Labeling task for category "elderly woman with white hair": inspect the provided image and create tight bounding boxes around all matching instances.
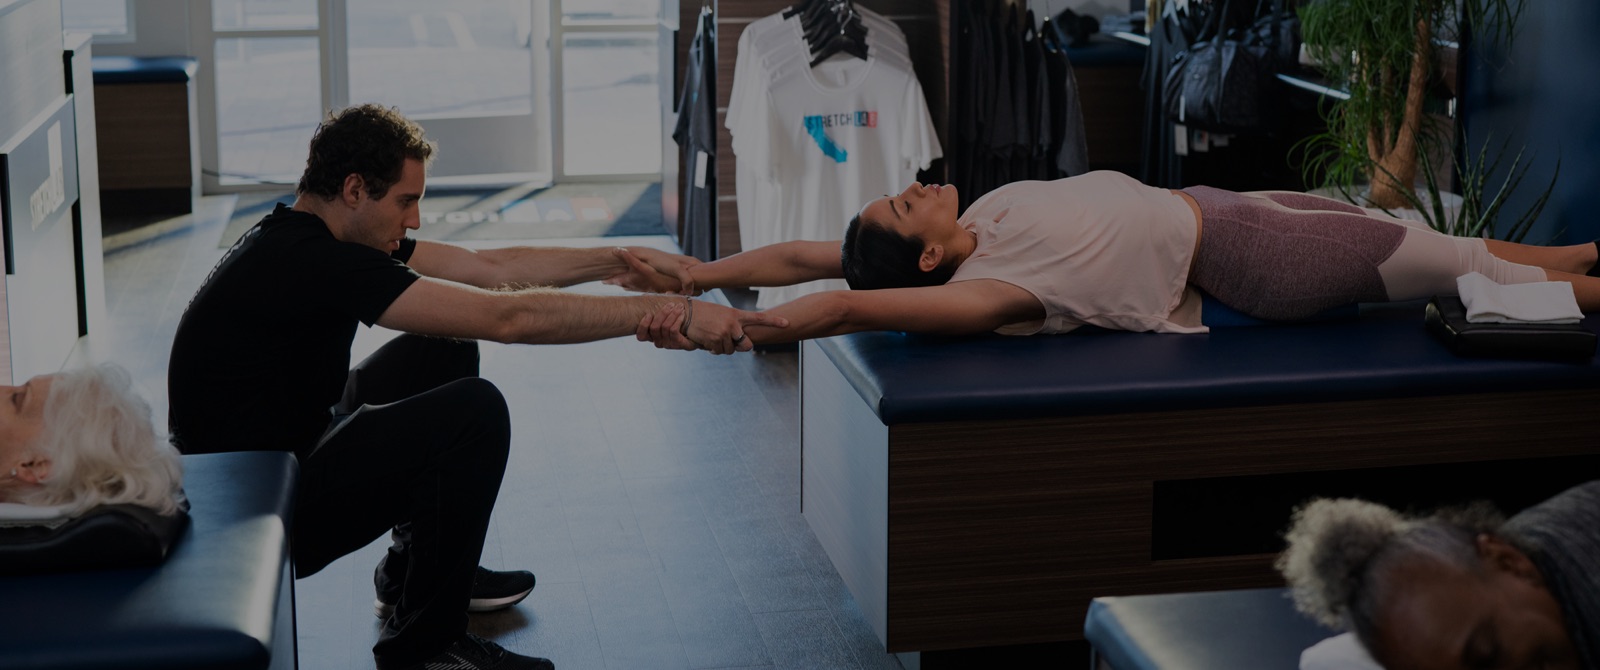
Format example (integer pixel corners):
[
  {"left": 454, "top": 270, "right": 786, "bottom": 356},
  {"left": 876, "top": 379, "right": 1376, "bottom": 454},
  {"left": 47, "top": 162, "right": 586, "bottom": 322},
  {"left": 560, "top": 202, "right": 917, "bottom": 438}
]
[
  {"left": 1278, "top": 482, "right": 1599, "bottom": 670},
  {"left": 0, "top": 364, "right": 183, "bottom": 517}
]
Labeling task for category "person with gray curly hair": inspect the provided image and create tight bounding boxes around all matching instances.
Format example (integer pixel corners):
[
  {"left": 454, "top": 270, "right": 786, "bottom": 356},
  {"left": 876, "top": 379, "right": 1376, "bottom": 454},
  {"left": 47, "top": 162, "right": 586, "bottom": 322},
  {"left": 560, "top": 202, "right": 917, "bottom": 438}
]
[
  {"left": 1278, "top": 483, "right": 1599, "bottom": 670},
  {"left": 0, "top": 364, "right": 182, "bottom": 516}
]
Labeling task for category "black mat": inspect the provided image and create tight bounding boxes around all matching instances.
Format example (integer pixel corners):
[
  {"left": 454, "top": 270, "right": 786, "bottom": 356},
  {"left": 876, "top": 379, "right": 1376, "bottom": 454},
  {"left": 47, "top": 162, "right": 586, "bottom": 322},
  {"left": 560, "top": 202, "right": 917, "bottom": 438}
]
[{"left": 219, "top": 182, "right": 665, "bottom": 248}]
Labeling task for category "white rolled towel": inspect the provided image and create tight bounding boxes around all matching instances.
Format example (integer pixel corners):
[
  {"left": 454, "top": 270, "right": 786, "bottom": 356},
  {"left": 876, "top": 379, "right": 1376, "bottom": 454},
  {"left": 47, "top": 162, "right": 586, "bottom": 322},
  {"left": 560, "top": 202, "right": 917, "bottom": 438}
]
[
  {"left": 0, "top": 502, "right": 75, "bottom": 528},
  {"left": 1301, "top": 632, "right": 1383, "bottom": 670},
  {"left": 1456, "top": 271, "right": 1583, "bottom": 325}
]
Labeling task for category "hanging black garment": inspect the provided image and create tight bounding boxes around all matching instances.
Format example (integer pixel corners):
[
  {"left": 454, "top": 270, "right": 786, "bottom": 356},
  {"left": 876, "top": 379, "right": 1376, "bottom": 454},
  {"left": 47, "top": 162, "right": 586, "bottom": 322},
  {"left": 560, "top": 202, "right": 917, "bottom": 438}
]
[
  {"left": 1027, "top": 13, "right": 1054, "bottom": 181},
  {"left": 1054, "top": 42, "right": 1090, "bottom": 178},
  {"left": 972, "top": 0, "right": 998, "bottom": 204},
  {"left": 673, "top": 7, "right": 717, "bottom": 261},
  {"left": 1042, "top": 33, "right": 1069, "bottom": 179},
  {"left": 1004, "top": 6, "right": 1029, "bottom": 183},
  {"left": 950, "top": 0, "right": 976, "bottom": 206},
  {"left": 1140, "top": 4, "right": 1196, "bottom": 188},
  {"left": 990, "top": 5, "right": 1019, "bottom": 188}
]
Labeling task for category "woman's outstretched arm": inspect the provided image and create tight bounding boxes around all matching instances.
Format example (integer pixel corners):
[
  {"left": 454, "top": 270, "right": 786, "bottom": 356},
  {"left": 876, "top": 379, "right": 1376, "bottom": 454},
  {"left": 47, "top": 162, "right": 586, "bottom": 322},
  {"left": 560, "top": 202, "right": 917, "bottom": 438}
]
[
  {"left": 608, "top": 241, "right": 844, "bottom": 295},
  {"left": 638, "top": 279, "right": 1046, "bottom": 346}
]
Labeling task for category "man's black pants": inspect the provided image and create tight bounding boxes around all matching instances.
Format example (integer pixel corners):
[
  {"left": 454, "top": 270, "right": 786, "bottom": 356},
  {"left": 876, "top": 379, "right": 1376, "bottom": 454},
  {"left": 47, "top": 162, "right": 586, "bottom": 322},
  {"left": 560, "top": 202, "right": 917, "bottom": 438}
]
[{"left": 292, "top": 334, "right": 509, "bottom": 665}]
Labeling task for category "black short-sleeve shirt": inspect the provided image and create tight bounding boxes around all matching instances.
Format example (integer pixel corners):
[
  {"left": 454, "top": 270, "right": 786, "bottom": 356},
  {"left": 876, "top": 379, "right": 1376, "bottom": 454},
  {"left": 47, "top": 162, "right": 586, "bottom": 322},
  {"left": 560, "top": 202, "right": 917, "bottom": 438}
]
[{"left": 168, "top": 204, "right": 421, "bottom": 456}]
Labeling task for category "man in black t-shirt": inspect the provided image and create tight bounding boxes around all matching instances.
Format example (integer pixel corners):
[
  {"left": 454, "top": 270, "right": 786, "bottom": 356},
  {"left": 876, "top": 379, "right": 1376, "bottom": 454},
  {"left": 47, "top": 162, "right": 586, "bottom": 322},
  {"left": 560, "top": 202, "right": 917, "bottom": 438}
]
[{"left": 168, "top": 105, "right": 783, "bottom": 670}]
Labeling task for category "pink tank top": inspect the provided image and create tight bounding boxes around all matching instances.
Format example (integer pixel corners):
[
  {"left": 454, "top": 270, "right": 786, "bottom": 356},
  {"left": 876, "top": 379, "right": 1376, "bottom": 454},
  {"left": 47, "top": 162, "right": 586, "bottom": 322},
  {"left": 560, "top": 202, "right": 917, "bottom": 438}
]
[{"left": 950, "top": 171, "right": 1205, "bottom": 334}]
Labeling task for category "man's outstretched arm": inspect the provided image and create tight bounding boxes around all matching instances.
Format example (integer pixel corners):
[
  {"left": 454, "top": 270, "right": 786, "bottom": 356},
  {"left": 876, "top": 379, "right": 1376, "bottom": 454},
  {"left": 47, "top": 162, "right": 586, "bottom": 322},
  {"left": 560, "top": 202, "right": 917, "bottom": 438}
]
[
  {"left": 639, "top": 279, "right": 1044, "bottom": 347},
  {"left": 379, "top": 277, "right": 786, "bottom": 354},
  {"left": 407, "top": 240, "right": 696, "bottom": 290}
]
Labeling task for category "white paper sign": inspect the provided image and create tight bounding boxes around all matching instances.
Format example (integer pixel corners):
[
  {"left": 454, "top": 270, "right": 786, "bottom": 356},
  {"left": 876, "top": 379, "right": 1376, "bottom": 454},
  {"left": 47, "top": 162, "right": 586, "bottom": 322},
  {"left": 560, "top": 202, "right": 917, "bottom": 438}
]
[{"left": 693, "top": 150, "right": 709, "bottom": 189}]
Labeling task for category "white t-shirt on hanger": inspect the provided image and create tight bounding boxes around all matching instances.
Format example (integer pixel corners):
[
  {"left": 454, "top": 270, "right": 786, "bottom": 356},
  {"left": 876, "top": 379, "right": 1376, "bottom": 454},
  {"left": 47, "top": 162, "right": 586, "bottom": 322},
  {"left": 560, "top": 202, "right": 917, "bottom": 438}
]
[
  {"left": 733, "top": 49, "right": 942, "bottom": 308},
  {"left": 728, "top": 18, "right": 911, "bottom": 259},
  {"left": 727, "top": 10, "right": 934, "bottom": 308}
]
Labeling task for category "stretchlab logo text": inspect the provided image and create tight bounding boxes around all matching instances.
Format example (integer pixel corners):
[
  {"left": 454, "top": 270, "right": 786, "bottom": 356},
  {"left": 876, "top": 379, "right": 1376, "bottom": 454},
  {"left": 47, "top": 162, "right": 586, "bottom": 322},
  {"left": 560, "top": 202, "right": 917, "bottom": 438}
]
[{"left": 803, "top": 111, "right": 877, "bottom": 163}]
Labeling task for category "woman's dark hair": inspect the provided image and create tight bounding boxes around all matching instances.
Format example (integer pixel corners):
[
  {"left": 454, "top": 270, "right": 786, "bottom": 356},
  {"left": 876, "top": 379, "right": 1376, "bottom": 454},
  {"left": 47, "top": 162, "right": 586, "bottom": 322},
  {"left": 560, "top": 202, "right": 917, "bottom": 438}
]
[
  {"left": 841, "top": 214, "right": 959, "bottom": 290},
  {"left": 297, "top": 104, "right": 436, "bottom": 201}
]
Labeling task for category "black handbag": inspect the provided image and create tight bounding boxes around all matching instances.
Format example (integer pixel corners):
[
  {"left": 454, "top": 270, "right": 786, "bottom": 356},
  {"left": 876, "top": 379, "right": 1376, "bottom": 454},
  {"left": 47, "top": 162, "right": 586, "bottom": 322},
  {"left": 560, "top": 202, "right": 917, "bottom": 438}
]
[
  {"left": 1424, "top": 296, "right": 1597, "bottom": 362},
  {"left": 1162, "top": 0, "right": 1284, "bottom": 134}
]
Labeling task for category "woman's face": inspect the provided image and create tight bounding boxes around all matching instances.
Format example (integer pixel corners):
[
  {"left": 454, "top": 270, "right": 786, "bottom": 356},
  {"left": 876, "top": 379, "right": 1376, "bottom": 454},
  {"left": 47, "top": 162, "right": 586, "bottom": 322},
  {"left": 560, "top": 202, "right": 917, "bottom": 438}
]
[
  {"left": 0, "top": 375, "right": 53, "bottom": 477},
  {"left": 859, "top": 182, "right": 960, "bottom": 241},
  {"left": 1373, "top": 547, "right": 1577, "bottom": 670}
]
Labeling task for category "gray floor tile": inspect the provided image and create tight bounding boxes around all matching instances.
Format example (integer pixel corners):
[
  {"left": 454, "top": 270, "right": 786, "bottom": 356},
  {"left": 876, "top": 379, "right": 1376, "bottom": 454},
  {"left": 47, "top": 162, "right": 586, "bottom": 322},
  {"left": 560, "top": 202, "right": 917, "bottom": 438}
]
[{"left": 754, "top": 610, "right": 861, "bottom": 670}]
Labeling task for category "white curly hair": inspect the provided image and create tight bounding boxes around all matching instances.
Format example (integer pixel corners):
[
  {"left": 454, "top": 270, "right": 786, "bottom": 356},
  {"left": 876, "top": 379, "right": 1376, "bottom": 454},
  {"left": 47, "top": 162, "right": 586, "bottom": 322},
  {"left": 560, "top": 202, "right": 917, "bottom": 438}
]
[{"left": 10, "top": 364, "right": 183, "bottom": 515}]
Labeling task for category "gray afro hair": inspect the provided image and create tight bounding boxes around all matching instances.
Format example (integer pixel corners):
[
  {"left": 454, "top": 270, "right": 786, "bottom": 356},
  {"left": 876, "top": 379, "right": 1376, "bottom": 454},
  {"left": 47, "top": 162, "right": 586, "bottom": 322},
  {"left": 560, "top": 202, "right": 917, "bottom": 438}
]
[
  {"left": 1276, "top": 497, "right": 1506, "bottom": 644},
  {"left": 1277, "top": 498, "right": 1409, "bottom": 628}
]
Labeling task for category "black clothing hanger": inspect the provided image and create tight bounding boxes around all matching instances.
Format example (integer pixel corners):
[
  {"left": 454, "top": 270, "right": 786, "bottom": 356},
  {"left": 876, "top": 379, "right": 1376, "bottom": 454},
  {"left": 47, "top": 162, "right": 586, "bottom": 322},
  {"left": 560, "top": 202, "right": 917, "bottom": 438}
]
[
  {"left": 805, "top": 0, "right": 868, "bottom": 67},
  {"left": 782, "top": 0, "right": 817, "bottom": 20},
  {"left": 802, "top": 0, "right": 856, "bottom": 45}
]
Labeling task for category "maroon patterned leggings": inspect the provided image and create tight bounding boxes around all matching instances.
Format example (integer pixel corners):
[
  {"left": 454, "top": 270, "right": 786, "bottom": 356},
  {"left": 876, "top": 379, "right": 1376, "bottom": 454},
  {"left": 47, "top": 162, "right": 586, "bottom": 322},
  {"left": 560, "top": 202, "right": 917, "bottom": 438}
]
[{"left": 1181, "top": 187, "right": 1548, "bottom": 321}]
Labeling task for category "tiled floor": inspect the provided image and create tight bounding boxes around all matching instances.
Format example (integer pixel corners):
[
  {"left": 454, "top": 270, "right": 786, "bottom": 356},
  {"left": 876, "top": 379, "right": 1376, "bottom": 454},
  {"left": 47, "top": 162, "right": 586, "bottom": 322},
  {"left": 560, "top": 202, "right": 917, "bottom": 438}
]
[{"left": 98, "top": 198, "right": 904, "bottom": 670}]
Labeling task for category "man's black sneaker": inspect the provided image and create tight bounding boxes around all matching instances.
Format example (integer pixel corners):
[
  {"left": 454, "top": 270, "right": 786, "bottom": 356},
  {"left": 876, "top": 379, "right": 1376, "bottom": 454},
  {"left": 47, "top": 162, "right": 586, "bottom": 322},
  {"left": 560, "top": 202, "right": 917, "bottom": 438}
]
[
  {"left": 382, "top": 633, "right": 554, "bottom": 670},
  {"left": 375, "top": 566, "right": 537, "bottom": 619}
]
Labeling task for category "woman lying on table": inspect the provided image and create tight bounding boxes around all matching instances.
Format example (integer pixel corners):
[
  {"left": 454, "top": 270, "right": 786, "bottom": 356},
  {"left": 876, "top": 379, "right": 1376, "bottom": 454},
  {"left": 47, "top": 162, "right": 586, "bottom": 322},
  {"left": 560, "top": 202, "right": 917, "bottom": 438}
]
[
  {"left": 612, "top": 171, "right": 1600, "bottom": 344},
  {"left": 1279, "top": 482, "right": 1599, "bottom": 670},
  {"left": 0, "top": 364, "right": 183, "bottom": 516}
]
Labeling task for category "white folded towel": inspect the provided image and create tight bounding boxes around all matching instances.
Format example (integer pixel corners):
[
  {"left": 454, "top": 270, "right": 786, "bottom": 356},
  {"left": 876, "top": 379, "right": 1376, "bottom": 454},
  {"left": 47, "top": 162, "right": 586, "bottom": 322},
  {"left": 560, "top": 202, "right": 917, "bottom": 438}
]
[
  {"left": 1301, "top": 632, "right": 1383, "bottom": 670},
  {"left": 1456, "top": 272, "right": 1584, "bottom": 325},
  {"left": 0, "top": 501, "right": 75, "bottom": 528}
]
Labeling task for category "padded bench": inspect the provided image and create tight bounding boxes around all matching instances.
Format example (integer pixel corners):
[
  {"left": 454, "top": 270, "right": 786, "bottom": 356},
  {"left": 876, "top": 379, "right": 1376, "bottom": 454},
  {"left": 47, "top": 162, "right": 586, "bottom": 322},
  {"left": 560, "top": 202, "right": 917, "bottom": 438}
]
[
  {"left": 1084, "top": 588, "right": 1340, "bottom": 670},
  {"left": 799, "top": 303, "right": 1600, "bottom": 653},
  {"left": 91, "top": 56, "right": 200, "bottom": 216},
  {"left": 0, "top": 451, "right": 299, "bottom": 670}
]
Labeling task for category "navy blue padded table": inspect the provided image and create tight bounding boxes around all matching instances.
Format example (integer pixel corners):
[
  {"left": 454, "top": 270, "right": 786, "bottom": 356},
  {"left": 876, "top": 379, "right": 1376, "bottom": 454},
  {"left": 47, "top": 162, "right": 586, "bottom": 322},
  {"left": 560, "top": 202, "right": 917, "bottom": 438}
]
[
  {"left": 89, "top": 56, "right": 198, "bottom": 85},
  {"left": 1085, "top": 588, "right": 1340, "bottom": 670},
  {"left": 0, "top": 451, "right": 298, "bottom": 670},
  {"left": 797, "top": 305, "right": 1600, "bottom": 654}
]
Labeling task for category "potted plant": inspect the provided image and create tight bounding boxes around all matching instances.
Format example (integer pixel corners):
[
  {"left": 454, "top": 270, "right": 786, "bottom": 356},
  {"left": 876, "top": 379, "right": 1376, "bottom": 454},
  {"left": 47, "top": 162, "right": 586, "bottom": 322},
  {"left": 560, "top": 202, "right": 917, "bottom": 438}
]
[{"left": 1297, "top": 0, "right": 1531, "bottom": 214}]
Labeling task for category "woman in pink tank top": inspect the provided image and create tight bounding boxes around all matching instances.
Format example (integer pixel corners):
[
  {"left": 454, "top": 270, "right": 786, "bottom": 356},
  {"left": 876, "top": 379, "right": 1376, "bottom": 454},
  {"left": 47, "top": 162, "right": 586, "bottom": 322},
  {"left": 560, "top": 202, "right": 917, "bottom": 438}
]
[{"left": 612, "top": 173, "right": 1600, "bottom": 341}]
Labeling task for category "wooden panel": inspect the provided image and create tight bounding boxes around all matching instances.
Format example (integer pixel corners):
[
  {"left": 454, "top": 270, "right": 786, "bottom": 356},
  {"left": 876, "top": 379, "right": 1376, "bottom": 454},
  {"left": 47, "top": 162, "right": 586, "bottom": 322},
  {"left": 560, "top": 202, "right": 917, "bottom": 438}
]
[
  {"left": 94, "top": 83, "right": 191, "bottom": 190},
  {"left": 714, "top": 19, "right": 746, "bottom": 112},
  {"left": 878, "top": 388, "right": 1600, "bottom": 651},
  {"left": 716, "top": 118, "right": 736, "bottom": 200}
]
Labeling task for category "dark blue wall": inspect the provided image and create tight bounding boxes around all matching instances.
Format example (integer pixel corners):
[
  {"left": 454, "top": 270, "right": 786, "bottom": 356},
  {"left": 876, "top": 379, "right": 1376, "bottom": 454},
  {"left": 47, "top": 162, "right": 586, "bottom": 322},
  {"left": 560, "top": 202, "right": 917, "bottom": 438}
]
[{"left": 1463, "top": 0, "right": 1600, "bottom": 245}]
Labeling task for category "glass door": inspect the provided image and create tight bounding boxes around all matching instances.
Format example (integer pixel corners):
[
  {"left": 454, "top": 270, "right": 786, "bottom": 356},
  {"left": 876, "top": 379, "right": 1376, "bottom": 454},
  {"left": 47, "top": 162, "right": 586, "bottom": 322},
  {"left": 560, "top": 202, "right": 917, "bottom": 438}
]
[
  {"left": 194, "top": 0, "right": 326, "bottom": 191},
  {"left": 552, "top": 0, "right": 664, "bottom": 180},
  {"left": 343, "top": 0, "right": 547, "bottom": 185},
  {"left": 195, "top": 0, "right": 667, "bottom": 191},
  {"left": 196, "top": 0, "right": 549, "bottom": 190}
]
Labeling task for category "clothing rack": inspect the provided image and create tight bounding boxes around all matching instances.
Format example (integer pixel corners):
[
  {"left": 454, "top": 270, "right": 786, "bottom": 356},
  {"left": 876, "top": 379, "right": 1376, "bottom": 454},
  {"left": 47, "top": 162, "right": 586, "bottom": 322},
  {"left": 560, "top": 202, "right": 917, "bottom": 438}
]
[{"left": 674, "top": 0, "right": 953, "bottom": 259}]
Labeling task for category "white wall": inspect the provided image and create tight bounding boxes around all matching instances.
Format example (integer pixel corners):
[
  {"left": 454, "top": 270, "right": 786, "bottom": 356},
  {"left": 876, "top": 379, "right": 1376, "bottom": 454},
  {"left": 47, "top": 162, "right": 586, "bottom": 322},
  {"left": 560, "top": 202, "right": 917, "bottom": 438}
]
[{"left": 92, "top": 0, "right": 191, "bottom": 57}]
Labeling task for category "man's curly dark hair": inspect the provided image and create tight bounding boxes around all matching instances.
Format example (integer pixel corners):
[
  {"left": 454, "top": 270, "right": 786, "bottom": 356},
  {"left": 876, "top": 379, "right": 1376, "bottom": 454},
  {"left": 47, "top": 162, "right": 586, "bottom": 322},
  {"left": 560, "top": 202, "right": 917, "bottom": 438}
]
[{"left": 297, "top": 104, "right": 436, "bottom": 201}]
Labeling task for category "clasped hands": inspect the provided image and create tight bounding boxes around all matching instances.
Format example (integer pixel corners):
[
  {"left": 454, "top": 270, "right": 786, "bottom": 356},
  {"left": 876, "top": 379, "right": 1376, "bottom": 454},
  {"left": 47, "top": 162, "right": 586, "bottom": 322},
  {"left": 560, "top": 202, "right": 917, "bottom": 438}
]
[{"left": 604, "top": 247, "right": 785, "bottom": 354}]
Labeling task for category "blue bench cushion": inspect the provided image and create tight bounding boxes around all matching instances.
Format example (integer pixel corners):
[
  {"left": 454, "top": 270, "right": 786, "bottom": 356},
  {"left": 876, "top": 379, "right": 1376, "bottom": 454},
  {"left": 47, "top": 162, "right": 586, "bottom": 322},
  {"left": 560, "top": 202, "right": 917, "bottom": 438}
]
[
  {"left": 1085, "top": 588, "right": 1341, "bottom": 670},
  {"left": 0, "top": 451, "right": 297, "bottom": 670},
  {"left": 815, "top": 304, "right": 1600, "bottom": 424},
  {"left": 91, "top": 56, "right": 198, "bottom": 84}
]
